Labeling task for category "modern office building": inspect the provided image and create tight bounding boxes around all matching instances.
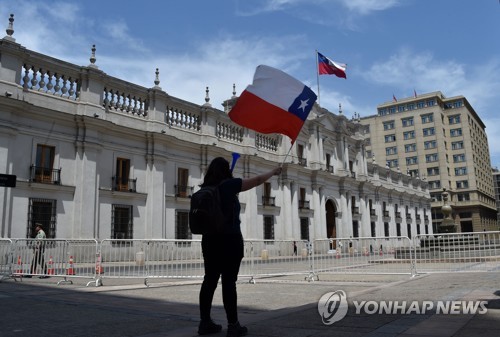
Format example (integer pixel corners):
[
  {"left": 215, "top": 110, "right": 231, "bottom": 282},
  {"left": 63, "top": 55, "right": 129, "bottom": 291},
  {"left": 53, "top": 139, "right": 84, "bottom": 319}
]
[
  {"left": 361, "top": 92, "right": 497, "bottom": 232},
  {"left": 0, "top": 16, "right": 430, "bottom": 243},
  {"left": 493, "top": 168, "right": 500, "bottom": 226}
]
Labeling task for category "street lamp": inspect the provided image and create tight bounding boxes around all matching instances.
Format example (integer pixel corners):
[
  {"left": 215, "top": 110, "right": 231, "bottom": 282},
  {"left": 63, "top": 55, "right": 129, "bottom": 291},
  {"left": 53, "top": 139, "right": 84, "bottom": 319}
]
[{"left": 431, "top": 198, "right": 438, "bottom": 233}]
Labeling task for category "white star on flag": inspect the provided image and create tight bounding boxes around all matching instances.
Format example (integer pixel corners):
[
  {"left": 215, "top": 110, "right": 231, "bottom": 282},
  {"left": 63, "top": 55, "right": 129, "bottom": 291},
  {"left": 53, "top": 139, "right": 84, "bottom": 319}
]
[{"left": 298, "top": 99, "right": 310, "bottom": 112}]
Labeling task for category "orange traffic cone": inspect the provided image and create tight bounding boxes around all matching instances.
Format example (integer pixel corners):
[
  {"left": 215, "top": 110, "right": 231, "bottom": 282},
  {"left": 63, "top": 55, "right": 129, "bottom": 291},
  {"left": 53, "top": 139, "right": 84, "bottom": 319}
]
[
  {"left": 14, "top": 256, "right": 23, "bottom": 275},
  {"left": 95, "top": 254, "right": 104, "bottom": 275},
  {"left": 66, "top": 255, "right": 76, "bottom": 275},
  {"left": 47, "top": 256, "right": 55, "bottom": 275}
]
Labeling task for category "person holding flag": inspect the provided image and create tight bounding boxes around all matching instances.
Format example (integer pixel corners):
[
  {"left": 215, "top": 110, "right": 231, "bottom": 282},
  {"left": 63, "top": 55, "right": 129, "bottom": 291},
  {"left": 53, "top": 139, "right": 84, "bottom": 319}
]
[
  {"left": 197, "top": 157, "right": 281, "bottom": 336},
  {"left": 198, "top": 65, "right": 314, "bottom": 336}
]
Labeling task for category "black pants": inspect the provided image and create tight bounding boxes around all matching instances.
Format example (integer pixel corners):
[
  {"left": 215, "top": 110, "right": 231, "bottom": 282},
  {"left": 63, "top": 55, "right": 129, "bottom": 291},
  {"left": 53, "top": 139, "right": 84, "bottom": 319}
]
[{"left": 199, "top": 233, "right": 244, "bottom": 324}]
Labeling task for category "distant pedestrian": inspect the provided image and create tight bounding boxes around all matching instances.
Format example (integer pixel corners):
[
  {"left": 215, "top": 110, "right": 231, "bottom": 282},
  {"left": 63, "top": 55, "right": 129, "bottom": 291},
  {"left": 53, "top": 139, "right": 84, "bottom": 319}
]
[
  {"left": 293, "top": 241, "right": 297, "bottom": 256},
  {"left": 28, "top": 223, "right": 49, "bottom": 278}
]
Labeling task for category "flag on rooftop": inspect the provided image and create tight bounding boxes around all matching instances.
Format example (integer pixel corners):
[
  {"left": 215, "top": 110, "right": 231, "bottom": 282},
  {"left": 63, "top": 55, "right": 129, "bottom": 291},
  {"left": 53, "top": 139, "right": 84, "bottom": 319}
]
[
  {"left": 317, "top": 51, "right": 347, "bottom": 78},
  {"left": 229, "top": 65, "right": 317, "bottom": 144}
]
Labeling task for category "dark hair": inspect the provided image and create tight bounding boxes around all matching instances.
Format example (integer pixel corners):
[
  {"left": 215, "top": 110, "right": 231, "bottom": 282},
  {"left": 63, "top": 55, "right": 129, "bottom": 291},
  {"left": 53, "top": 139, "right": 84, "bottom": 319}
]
[{"left": 202, "top": 157, "right": 233, "bottom": 187}]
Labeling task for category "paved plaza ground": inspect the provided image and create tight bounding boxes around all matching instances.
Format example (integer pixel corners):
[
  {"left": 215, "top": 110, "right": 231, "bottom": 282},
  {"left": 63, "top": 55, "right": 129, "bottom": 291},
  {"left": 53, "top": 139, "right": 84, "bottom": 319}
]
[{"left": 0, "top": 272, "right": 499, "bottom": 336}]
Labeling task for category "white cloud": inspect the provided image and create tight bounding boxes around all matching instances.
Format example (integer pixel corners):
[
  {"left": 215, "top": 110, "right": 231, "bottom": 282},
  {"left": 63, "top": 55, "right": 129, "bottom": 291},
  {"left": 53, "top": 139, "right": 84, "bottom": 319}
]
[
  {"left": 93, "top": 34, "right": 310, "bottom": 108},
  {"left": 484, "top": 117, "right": 500, "bottom": 168},
  {"left": 235, "top": 0, "right": 303, "bottom": 16},
  {"left": 235, "top": 0, "right": 401, "bottom": 18},
  {"left": 364, "top": 47, "right": 500, "bottom": 166},
  {"left": 101, "top": 20, "right": 146, "bottom": 53},
  {"left": 338, "top": 0, "right": 401, "bottom": 15},
  {"left": 0, "top": 1, "right": 88, "bottom": 57},
  {"left": 0, "top": 0, "right": 146, "bottom": 60},
  {"left": 0, "top": 0, "right": 313, "bottom": 108},
  {"left": 364, "top": 48, "right": 465, "bottom": 91},
  {"left": 364, "top": 48, "right": 500, "bottom": 107}
]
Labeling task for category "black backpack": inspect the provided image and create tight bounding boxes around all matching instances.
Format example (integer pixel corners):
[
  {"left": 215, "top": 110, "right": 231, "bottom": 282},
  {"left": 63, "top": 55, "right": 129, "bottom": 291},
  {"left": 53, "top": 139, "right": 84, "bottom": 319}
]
[{"left": 189, "top": 185, "right": 225, "bottom": 235}]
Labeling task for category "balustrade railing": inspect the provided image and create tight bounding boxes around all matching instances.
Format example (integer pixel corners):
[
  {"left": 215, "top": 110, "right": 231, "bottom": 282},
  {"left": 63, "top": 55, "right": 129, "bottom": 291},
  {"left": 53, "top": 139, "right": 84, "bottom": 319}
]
[
  {"left": 29, "top": 165, "right": 61, "bottom": 185},
  {"left": 255, "top": 134, "right": 278, "bottom": 151},
  {"left": 167, "top": 107, "right": 200, "bottom": 130},
  {"left": 21, "top": 63, "right": 80, "bottom": 100},
  {"left": 1, "top": 37, "right": 430, "bottom": 197},
  {"left": 262, "top": 196, "right": 276, "bottom": 206},
  {"left": 112, "top": 177, "right": 137, "bottom": 192},
  {"left": 175, "top": 185, "right": 193, "bottom": 198},
  {"left": 103, "top": 87, "right": 148, "bottom": 117},
  {"left": 217, "top": 121, "right": 243, "bottom": 142}
]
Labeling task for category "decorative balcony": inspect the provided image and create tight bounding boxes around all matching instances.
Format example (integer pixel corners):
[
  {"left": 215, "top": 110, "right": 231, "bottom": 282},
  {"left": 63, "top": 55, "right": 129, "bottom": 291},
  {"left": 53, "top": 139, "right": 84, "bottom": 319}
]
[
  {"left": 299, "top": 200, "right": 310, "bottom": 209},
  {"left": 352, "top": 206, "right": 360, "bottom": 215},
  {"left": 175, "top": 184, "right": 193, "bottom": 198},
  {"left": 262, "top": 196, "right": 276, "bottom": 206},
  {"left": 29, "top": 165, "right": 61, "bottom": 184},
  {"left": 370, "top": 209, "right": 376, "bottom": 216},
  {"left": 112, "top": 176, "right": 137, "bottom": 192}
]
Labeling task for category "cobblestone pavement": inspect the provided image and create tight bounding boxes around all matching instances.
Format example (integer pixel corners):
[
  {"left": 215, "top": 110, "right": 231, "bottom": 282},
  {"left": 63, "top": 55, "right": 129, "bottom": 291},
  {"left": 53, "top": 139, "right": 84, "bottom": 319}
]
[{"left": 0, "top": 272, "right": 499, "bottom": 336}]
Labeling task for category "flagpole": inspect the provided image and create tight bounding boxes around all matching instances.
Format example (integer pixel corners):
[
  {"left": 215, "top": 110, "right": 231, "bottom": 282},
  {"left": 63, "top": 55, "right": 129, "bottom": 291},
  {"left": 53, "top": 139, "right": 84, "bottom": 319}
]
[{"left": 315, "top": 50, "right": 320, "bottom": 106}]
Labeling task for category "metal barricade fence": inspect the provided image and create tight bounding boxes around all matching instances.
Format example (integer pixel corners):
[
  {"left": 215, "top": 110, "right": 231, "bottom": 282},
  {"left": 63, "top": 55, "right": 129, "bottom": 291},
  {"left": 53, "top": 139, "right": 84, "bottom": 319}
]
[
  {"left": 99, "top": 239, "right": 204, "bottom": 286},
  {"left": 0, "top": 239, "right": 13, "bottom": 280},
  {"left": 99, "top": 239, "right": 150, "bottom": 283},
  {"left": 144, "top": 239, "right": 204, "bottom": 284},
  {"left": 3, "top": 232, "right": 500, "bottom": 286},
  {"left": 240, "top": 240, "right": 312, "bottom": 282},
  {"left": 238, "top": 240, "right": 254, "bottom": 281},
  {"left": 313, "top": 236, "right": 414, "bottom": 277},
  {"left": 413, "top": 231, "right": 500, "bottom": 274},
  {"left": 9, "top": 239, "right": 98, "bottom": 284}
]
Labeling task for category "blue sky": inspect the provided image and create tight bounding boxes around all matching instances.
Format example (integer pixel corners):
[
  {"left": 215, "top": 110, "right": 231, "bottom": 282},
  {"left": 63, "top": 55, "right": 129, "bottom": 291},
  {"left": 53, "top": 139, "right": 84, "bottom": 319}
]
[{"left": 1, "top": 0, "right": 499, "bottom": 166}]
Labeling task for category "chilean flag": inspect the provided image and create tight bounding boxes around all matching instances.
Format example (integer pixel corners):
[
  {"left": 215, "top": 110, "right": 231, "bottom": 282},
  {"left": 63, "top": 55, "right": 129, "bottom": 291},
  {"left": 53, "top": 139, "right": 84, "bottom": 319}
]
[
  {"left": 317, "top": 51, "right": 347, "bottom": 78},
  {"left": 229, "top": 65, "right": 317, "bottom": 144}
]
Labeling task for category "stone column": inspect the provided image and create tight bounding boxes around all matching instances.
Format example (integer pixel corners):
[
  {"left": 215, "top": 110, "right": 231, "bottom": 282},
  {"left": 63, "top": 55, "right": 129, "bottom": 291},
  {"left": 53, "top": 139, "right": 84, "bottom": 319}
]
[
  {"left": 311, "top": 183, "right": 323, "bottom": 240},
  {"left": 277, "top": 170, "right": 292, "bottom": 238}
]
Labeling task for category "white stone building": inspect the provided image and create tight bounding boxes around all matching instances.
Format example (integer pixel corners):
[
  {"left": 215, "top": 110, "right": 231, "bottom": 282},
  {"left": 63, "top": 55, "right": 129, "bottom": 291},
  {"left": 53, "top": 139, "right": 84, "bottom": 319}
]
[{"left": 0, "top": 19, "right": 431, "bottom": 242}]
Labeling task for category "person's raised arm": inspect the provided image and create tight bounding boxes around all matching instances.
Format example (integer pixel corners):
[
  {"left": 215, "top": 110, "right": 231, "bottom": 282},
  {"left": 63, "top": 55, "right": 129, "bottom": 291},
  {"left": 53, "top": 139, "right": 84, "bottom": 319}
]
[{"left": 241, "top": 167, "right": 282, "bottom": 192}]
